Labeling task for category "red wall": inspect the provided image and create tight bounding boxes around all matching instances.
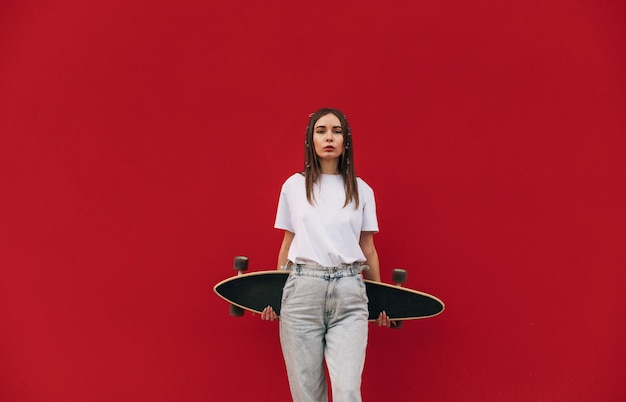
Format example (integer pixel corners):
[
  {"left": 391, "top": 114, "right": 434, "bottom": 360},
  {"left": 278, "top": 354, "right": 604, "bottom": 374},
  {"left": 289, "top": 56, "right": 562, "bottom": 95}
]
[{"left": 1, "top": 1, "right": 625, "bottom": 400}]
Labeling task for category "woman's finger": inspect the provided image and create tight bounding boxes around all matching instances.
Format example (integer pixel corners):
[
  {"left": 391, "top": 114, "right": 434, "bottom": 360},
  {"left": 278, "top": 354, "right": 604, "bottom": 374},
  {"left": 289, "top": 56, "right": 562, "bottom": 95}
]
[{"left": 261, "top": 306, "right": 277, "bottom": 321}]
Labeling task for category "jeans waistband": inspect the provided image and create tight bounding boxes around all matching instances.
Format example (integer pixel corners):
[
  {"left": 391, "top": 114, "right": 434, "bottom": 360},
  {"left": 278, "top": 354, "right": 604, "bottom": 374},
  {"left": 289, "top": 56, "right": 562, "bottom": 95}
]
[{"left": 283, "top": 261, "right": 368, "bottom": 279}]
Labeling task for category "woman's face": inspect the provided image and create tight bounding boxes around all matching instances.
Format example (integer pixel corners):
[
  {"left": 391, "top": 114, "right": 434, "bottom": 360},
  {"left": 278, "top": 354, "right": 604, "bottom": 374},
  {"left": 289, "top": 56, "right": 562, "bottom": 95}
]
[{"left": 313, "top": 113, "right": 344, "bottom": 162}]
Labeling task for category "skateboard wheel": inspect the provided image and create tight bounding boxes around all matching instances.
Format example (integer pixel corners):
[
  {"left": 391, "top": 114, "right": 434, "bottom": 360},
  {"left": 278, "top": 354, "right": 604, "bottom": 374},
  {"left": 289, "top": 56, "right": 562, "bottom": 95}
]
[
  {"left": 230, "top": 304, "right": 245, "bottom": 317},
  {"left": 391, "top": 268, "right": 407, "bottom": 285},
  {"left": 233, "top": 256, "right": 249, "bottom": 272}
]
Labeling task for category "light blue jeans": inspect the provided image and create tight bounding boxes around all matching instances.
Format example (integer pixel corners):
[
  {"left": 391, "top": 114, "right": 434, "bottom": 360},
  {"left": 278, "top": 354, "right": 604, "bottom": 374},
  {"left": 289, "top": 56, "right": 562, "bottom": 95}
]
[{"left": 280, "top": 263, "right": 369, "bottom": 402}]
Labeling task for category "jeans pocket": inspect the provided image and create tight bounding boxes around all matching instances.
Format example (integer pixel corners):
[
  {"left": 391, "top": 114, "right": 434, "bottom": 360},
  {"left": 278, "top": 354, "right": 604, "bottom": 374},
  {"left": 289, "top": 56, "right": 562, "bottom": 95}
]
[
  {"left": 356, "top": 275, "right": 369, "bottom": 304},
  {"left": 281, "top": 274, "right": 298, "bottom": 304}
]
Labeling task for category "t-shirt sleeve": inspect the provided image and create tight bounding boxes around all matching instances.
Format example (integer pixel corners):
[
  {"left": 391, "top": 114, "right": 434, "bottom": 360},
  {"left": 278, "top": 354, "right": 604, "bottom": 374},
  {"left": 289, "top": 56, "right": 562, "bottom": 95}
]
[
  {"left": 274, "top": 182, "right": 294, "bottom": 232},
  {"left": 361, "top": 182, "right": 379, "bottom": 233}
]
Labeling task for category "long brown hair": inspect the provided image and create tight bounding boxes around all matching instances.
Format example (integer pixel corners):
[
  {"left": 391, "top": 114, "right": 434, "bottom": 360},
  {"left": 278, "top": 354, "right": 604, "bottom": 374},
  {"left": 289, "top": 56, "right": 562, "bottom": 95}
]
[{"left": 303, "top": 108, "right": 359, "bottom": 208}]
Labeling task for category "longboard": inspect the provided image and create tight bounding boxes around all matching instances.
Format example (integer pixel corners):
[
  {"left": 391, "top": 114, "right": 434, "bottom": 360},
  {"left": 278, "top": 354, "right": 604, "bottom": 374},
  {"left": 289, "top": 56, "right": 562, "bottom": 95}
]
[{"left": 214, "top": 270, "right": 444, "bottom": 322}]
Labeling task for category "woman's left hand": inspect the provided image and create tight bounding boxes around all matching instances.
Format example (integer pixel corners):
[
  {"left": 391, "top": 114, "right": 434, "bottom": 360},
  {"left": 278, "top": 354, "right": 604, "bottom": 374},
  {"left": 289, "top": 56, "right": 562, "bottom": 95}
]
[
  {"left": 261, "top": 305, "right": 279, "bottom": 321},
  {"left": 376, "top": 311, "right": 395, "bottom": 328}
]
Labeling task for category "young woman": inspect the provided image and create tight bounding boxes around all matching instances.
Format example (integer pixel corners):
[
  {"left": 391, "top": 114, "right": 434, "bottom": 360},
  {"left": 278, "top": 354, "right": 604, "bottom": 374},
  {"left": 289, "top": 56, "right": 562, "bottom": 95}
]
[{"left": 261, "top": 108, "right": 391, "bottom": 402}]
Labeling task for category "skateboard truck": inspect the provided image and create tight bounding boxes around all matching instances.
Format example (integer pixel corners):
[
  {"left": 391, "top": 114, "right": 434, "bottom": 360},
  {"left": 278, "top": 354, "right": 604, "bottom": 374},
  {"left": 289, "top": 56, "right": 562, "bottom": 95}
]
[
  {"left": 390, "top": 268, "right": 408, "bottom": 329},
  {"left": 230, "top": 256, "right": 249, "bottom": 317}
]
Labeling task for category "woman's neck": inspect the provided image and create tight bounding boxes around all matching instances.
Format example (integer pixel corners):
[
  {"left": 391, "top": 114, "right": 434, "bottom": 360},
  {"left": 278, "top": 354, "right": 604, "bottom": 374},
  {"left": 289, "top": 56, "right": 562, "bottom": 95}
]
[{"left": 319, "top": 159, "right": 339, "bottom": 175}]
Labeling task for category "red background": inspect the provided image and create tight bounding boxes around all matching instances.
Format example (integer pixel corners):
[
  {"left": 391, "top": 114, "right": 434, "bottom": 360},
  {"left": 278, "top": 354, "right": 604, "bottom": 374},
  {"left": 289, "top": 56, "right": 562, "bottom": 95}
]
[{"left": 1, "top": 1, "right": 625, "bottom": 400}]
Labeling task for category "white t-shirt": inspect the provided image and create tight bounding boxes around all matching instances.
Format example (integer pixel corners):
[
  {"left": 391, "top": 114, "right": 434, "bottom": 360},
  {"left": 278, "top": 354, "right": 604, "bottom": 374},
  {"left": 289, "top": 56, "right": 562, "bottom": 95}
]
[{"left": 274, "top": 173, "right": 379, "bottom": 266}]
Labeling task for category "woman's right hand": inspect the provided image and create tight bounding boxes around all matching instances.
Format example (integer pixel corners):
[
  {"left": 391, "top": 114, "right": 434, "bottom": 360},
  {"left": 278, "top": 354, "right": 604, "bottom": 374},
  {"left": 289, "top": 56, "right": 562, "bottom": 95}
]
[{"left": 261, "top": 305, "right": 278, "bottom": 321}]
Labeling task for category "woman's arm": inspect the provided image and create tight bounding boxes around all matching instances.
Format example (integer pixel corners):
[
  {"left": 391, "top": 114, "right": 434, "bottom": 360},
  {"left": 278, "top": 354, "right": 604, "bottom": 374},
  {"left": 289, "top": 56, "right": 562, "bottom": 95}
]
[
  {"left": 359, "top": 232, "right": 380, "bottom": 282},
  {"left": 359, "top": 231, "right": 380, "bottom": 281},
  {"left": 262, "top": 230, "right": 294, "bottom": 321},
  {"left": 276, "top": 230, "right": 295, "bottom": 269},
  {"left": 360, "top": 231, "right": 393, "bottom": 327}
]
